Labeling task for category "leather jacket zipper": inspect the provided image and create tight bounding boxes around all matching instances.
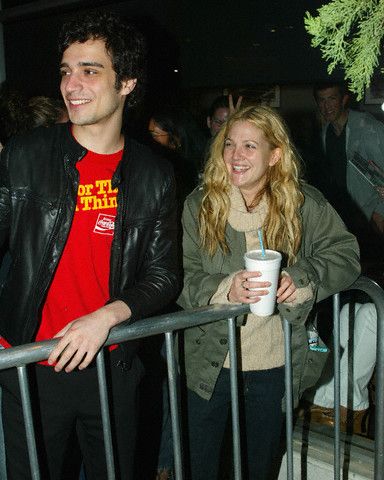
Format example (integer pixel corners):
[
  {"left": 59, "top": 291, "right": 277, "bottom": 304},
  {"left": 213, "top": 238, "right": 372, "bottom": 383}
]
[
  {"left": 23, "top": 153, "right": 83, "bottom": 340},
  {"left": 109, "top": 177, "right": 124, "bottom": 299}
]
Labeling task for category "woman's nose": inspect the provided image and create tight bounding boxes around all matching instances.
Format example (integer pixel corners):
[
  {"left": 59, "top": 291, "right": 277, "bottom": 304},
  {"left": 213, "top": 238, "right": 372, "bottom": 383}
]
[{"left": 232, "top": 145, "right": 243, "bottom": 160}]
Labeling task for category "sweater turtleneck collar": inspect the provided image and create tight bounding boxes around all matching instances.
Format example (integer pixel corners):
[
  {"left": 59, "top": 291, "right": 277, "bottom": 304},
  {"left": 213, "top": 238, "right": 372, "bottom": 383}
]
[{"left": 227, "top": 186, "right": 269, "bottom": 233}]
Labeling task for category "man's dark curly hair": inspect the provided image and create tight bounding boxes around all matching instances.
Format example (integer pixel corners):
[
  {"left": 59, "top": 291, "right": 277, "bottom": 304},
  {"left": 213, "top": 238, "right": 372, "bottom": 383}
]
[{"left": 58, "top": 12, "right": 146, "bottom": 107}]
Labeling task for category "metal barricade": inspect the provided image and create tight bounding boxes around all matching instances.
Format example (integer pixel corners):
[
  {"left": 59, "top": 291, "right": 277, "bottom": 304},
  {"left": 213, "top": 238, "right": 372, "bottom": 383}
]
[
  {"left": 331, "top": 277, "right": 384, "bottom": 480},
  {"left": 0, "top": 276, "right": 382, "bottom": 479}
]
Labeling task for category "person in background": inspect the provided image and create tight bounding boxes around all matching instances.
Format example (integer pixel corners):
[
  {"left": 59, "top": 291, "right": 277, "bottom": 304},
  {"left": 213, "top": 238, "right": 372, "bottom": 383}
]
[
  {"left": 314, "top": 81, "right": 384, "bottom": 235},
  {"left": 0, "top": 83, "right": 29, "bottom": 150},
  {"left": 206, "top": 95, "right": 230, "bottom": 137},
  {"left": 148, "top": 107, "right": 206, "bottom": 203},
  {"left": 0, "top": 12, "right": 178, "bottom": 479},
  {"left": 178, "top": 104, "right": 360, "bottom": 479},
  {"left": 206, "top": 93, "right": 243, "bottom": 137},
  {"left": 28, "top": 96, "right": 68, "bottom": 127},
  {"left": 306, "top": 302, "right": 376, "bottom": 434},
  {"left": 147, "top": 106, "right": 206, "bottom": 480},
  {"left": 0, "top": 88, "right": 68, "bottom": 152}
]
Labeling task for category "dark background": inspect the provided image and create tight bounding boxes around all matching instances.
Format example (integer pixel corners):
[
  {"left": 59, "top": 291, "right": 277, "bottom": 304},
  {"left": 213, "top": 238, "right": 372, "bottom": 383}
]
[
  {"left": 1, "top": 3, "right": 381, "bottom": 478},
  {"left": 1, "top": 0, "right": 333, "bottom": 101}
]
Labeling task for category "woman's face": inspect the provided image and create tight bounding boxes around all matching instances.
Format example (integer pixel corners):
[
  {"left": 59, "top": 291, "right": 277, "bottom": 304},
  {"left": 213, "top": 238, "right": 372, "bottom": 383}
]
[
  {"left": 148, "top": 118, "right": 170, "bottom": 148},
  {"left": 223, "top": 120, "right": 280, "bottom": 202}
]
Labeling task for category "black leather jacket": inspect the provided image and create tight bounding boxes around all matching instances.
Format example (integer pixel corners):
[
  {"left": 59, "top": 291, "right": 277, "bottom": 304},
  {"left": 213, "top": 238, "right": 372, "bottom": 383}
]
[{"left": 0, "top": 124, "right": 180, "bottom": 360}]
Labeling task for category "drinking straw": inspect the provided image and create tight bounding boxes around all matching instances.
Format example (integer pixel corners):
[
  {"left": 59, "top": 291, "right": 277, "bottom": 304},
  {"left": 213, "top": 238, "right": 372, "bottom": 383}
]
[{"left": 258, "top": 228, "right": 266, "bottom": 257}]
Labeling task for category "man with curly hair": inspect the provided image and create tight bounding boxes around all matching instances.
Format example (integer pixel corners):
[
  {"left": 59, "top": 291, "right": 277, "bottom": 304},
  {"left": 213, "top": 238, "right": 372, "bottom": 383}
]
[{"left": 0, "top": 11, "right": 178, "bottom": 479}]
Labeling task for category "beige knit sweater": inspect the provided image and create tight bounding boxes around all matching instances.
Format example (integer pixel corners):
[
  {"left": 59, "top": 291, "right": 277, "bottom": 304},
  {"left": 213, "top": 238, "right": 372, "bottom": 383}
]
[{"left": 210, "top": 186, "right": 312, "bottom": 371}]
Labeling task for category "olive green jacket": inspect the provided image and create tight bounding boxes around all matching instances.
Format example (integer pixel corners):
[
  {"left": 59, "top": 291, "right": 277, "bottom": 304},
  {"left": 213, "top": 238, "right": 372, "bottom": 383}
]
[{"left": 178, "top": 184, "right": 361, "bottom": 405}]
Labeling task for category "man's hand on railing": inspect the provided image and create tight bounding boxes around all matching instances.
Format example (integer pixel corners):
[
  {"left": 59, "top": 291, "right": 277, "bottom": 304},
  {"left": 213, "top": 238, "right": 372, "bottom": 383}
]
[{"left": 47, "top": 300, "right": 131, "bottom": 372}]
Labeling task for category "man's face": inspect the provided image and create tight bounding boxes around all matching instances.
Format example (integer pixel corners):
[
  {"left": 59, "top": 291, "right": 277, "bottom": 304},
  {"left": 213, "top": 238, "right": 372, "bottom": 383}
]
[
  {"left": 207, "top": 107, "right": 229, "bottom": 136},
  {"left": 316, "top": 87, "right": 348, "bottom": 124},
  {"left": 60, "top": 39, "right": 135, "bottom": 127}
]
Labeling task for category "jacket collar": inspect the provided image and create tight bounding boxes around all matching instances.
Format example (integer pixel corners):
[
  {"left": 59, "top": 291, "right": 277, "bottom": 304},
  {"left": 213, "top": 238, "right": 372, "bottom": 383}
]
[
  {"left": 60, "top": 123, "right": 87, "bottom": 166},
  {"left": 227, "top": 186, "right": 268, "bottom": 232},
  {"left": 60, "top": 124, "right": 131, "bottom": 187},
  {"left": 112, "top": 135, "right": 133, "bottom": 189}
]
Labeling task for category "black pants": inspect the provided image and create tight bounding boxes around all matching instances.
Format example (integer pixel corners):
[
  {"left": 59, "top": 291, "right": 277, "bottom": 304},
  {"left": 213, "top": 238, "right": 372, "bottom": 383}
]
[
  {"left": 186, "top": 366, "right": 285, "bottom": 480},
  {"left": 0, "top": 350, "right": 143, "bottom": 480}
]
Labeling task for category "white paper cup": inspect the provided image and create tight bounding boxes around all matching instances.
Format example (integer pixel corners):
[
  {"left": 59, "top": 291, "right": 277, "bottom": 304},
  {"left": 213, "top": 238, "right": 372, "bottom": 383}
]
[{"left": 244, "top": 249, "right": 282, "bottom": 316}]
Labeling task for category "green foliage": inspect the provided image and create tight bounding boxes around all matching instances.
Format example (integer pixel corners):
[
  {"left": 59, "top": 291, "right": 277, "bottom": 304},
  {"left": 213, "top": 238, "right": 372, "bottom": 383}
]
[{"left": 304, "top": 0, "right": 384, "bottom": 100}]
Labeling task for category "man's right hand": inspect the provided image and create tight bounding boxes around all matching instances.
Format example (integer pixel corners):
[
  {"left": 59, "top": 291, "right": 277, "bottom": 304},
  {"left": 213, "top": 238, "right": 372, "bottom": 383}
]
[{"left": 48, "top": 300, "right": 131, "bottom": 373}]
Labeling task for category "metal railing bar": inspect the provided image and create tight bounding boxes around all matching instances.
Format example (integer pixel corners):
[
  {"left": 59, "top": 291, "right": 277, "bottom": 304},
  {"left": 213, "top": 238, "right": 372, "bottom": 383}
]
[
  {"left": 1, "top": 276, "right": 383, "bottom": 480},
  {"left": 17, "top": 365, "right": 40, "bottom": 480},
  {"left": 346, "top": 277, "right": 384, "bottom": 480},
  {"left": 375, "top": 296, "right": 384, "bottom": 480},
  {"left": 283, "top": 318, "right": 293, "bottom": 480},
  {"left": 228, "top": 316, "right": 242, "bottom": 480},
  {"left": 333, "top": 293, "right": 341, "bottom": 480},
  {"left": 0, "top": 304, "right": 251, "bottom": 370},
  {"left": 165, "top": 331, "right": 183, "bottom": 480},
  {"left": 96, "top": 350, "right": 116, "bottom": 480}
]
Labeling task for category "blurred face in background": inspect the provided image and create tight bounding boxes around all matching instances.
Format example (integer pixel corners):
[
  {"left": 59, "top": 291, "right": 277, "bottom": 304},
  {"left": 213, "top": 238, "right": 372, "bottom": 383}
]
[
  {"left": 148, "top": 118, "right": 170, "bottom": 147},
  {"left": 316, "top": 86, "right": 348, "bottom": 125},
  {"left": 207, "top": 107, "right": 229, "bottom": 137}
]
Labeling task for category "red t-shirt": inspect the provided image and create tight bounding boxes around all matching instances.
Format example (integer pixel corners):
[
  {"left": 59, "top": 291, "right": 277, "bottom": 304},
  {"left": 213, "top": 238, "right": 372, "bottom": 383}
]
[{"left": 36, "top": 148, "right": 122, "bottom": 357}]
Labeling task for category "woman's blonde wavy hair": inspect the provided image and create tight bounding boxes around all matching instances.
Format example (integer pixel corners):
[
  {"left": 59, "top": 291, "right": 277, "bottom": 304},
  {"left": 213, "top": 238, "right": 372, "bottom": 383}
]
[{"left": 199, "top": 104, "right": 304, "bottom": 265}]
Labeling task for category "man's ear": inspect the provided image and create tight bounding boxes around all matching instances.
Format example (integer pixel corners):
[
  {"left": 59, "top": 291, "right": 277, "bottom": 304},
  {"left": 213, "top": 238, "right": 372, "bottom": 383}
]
[{"left": 120, "top": 78, "right": 137, "bottom": 96}]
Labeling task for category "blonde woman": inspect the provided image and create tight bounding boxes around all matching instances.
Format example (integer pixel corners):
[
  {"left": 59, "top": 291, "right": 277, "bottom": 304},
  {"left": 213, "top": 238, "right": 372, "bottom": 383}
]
[{"left": 178, "top": 105, "right": 360, "bottom": 479}]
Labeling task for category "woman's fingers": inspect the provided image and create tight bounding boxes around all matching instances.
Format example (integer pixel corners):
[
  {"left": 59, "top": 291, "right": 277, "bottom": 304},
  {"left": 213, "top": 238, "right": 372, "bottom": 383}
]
[{"left": 229, "top": 270, "right": 270, "bottom": 303}]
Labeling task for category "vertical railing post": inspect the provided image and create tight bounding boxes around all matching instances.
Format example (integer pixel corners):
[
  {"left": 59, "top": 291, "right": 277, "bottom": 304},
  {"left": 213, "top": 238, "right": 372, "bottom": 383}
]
[
  {"left": 0, "top": 286, "right": 382, "bottom": 480},
  {"left": 283, "top": 318, "right": 293, "bottom": 480},
  {"left": 228, "top": 316, "right": 242, "bottom": 480},
  {"left": 96, "top": 349, "right": 116, "bottom": 480},
  {"left": 333, "top": 294, "right": 341, "bottom": 480},
  {"left": 375, "top": 300, "right": 384, "bottom": 479},
  {"left": 17, "top": 365, "right": 40, "bottom": 480},
  {"left": 165, "top": 331, "right": 183, "bottom": 480}
]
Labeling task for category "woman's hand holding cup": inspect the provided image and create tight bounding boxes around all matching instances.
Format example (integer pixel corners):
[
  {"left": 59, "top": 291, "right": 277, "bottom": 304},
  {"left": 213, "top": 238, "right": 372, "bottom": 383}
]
[{"left": 228, "top": 270, "right": 271, "bottom": 304}]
